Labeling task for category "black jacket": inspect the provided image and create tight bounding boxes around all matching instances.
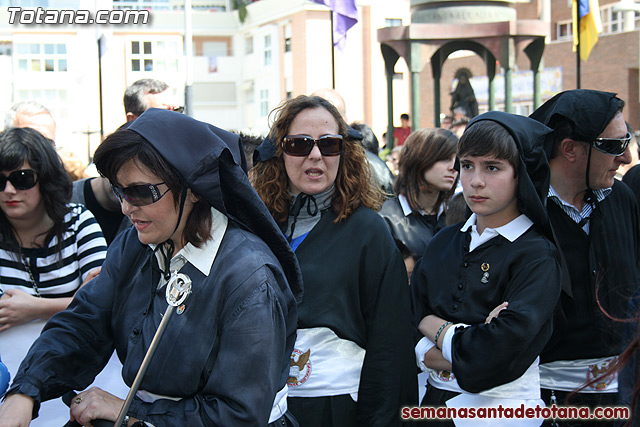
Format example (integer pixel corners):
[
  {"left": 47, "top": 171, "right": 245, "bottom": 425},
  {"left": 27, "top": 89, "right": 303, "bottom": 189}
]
[
  {"left": 378, "top": 196, "right": 446, "bottom": 259},
  {"left": 9, "top": 109, "right": 302, "bottom": 426},
  {"left": 411, "top": 111, "right": 562, "bottom": 395},
  {"left": 292, "top": 206, "right": 417, "bottom": 426},
  {"left": 541, "top": 180, "right": 640, "bottom": 362}
]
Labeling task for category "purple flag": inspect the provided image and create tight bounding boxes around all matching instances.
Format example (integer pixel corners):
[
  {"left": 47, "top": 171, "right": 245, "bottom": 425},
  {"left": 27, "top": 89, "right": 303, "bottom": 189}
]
[{"left": 311, "top": 0, "right": 358, "bottom": 50}]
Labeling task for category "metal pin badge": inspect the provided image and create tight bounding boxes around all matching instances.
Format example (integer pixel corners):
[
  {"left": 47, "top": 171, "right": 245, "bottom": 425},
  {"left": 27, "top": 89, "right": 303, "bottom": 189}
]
[
  {"left": 480, "top": 263, "right": 490, "bottom": 283},
  {"left": 166, "top": 272, "right": 192, "bottom": 307}
]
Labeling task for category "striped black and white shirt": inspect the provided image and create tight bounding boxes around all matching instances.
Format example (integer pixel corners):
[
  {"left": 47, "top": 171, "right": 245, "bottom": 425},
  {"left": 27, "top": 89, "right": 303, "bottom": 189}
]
[{"left": 0, "top": 204, "right": 107, "bottom": 298}]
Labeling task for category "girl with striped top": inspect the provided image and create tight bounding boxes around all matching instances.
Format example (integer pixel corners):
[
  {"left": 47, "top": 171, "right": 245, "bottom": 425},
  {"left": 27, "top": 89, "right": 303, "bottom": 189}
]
[{"left": 0, "top": 128, "right": 107, "bottom": 407}]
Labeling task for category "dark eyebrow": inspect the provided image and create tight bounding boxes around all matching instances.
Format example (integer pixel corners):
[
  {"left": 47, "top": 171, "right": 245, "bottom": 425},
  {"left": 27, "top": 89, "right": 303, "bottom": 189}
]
[
  {"left": 483, "top": 159, "right": 507, "bottom": 165},
  {"left": 458, "top": 157, "right": 507, "bottom": 164}
]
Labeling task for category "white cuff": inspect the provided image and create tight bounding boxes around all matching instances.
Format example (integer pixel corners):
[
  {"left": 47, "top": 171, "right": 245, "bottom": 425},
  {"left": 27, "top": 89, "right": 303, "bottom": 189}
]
[
  {"left": 415, "top": 336, "right": 436, "bottom": 372},
  {"left": 441, "top": 323, "right": 470, "bottom": 364}
]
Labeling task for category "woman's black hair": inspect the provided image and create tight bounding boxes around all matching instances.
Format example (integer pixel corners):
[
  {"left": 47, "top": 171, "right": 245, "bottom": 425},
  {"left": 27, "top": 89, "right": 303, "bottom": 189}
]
[
  {"left": 0, "top": 127, "right": 72, "bottom": 254},
  {"left": 93, "top": 129, "right": 212, "bottom": 248}
]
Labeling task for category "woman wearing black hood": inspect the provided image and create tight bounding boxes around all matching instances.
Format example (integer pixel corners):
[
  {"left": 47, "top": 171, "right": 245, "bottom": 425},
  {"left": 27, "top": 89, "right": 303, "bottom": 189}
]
[
  {"left": 0, "top": 108, "right": 302, "bottom": 427},
  {"left": 411, "top": 112, "right": 562, "bottom": 425}
]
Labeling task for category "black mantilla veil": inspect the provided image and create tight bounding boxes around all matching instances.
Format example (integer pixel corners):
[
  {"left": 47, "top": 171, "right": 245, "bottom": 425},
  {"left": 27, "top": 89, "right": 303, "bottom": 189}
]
[
  {"left": 529, "top": 89, "right": 622, "bottom": 145},
  {"left": 126, "top": 108, "right": 303, "bottom": 303},
  {"left": 529, "top": 89, "right": 625, "bottom": 207},
  {"left": 465, "top": 112, "right": 572, "bottom": 296},
  {"left": 465, "top": 111, "right": 555, "bottom": 242}
]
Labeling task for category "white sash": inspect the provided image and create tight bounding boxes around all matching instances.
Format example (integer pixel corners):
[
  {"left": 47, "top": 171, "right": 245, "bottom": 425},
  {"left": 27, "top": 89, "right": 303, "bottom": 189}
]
[
  {"left": 539, "top": 357, "right": 618, "bottom": 393},
  {"left": 287, "top": 327, "right": 364, "bottom": 399},
  {"left": 137, "top": 385, "right": 288, "bottom": 424},
  {"left": 429, "top": 358, "right": 544, "bottom": 427},
  {"left": 428, "top": 357, "right": 542, "bottom": 400}
]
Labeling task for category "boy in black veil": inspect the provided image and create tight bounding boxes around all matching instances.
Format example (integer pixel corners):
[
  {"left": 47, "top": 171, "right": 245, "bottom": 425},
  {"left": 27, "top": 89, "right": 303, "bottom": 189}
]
[{"left": 412, "top": 111, "right": 562, "bottom": 426}]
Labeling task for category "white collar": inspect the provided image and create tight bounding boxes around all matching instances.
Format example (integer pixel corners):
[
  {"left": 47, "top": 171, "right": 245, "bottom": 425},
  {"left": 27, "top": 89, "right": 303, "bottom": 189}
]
[
  {"left": 398, "top": 194, "right": 413, "bottom": 216},
  {"left": 150, "top": 207, "right": 228, "bottom": 277},
  {"left": 460, "top": 213, "right": 533, "bottom": 252},
  {"left": 398, "top": 193, "right": 445, "bottom": 218}
]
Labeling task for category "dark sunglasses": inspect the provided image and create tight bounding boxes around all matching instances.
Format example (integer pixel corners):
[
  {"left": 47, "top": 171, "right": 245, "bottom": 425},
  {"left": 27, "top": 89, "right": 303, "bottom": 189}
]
[
  {"left": 172, "top": 106, "right": 185, "bottom": 113},
  {"left": 592, "top": 131, "right": 632, "bottom": 156},
  {"left": 282, "top": 135, "right": 343, "bottom": 157},
  {"left": 0, "top": 169, "right": 38, "bottom": 191},
  {"left": 111, "top": 182, "right": 170, "bottom": 206}
]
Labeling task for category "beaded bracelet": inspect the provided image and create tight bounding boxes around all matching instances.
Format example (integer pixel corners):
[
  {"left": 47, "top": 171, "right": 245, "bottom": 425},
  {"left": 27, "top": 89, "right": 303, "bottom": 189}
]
[{"left": 434, "top": 321, "right": 453, "bottom": 349}]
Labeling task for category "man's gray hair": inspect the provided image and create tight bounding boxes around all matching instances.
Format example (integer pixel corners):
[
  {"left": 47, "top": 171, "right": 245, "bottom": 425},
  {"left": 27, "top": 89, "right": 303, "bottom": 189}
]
[
  {"left": 124, "top": 78, "right": 169, "bottom": 117},
  {"left": 4, "top": 101, "right": 52, "bottom": 129}
]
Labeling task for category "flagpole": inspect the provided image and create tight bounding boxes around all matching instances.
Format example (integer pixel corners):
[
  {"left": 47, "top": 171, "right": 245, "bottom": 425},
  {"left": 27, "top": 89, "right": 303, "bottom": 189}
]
[
  {"left": 576, "top": 0, "right": 581, "bottom": 89},
  {"left": 331, "top": 11, "right": 335, "bottom": 89}
]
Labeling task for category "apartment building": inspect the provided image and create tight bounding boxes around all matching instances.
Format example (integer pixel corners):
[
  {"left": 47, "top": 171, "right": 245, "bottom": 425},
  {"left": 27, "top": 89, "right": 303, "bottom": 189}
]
[{"left": 0, "top": 0, "right": 411, "bottom": 161}]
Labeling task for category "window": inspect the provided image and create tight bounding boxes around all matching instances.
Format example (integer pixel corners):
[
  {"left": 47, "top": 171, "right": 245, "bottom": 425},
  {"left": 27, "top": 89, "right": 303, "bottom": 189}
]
[
  {"left": 260, "top": 89, "right": 269, "bottom": 117},
  {"left": 264, "top": 34, "right": 272, "bottom": 66},
  {"left": 15, "top": 42, "right": 67, "bottom": 72},
  {"left": 601, "top": 4, "right": 624, "bottom": 34},
  {"left": 385, "top": 18, "right": 402, "bottom": 27},
  {"left": 129, "top": 39, "right": 180, "bottom": 73},
  {"left": 556, "top": 20, "right": 572, "bottom": 41},
  {"left": 0, "top": 42, "right": 11, "bottom": 55},
  {"left": 245, "top": 35, "right": 254, "bottom": 55}
]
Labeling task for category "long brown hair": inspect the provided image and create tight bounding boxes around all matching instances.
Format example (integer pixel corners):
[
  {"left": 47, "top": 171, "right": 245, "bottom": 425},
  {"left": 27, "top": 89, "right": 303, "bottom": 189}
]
[
  {"left": 251, "top": 95, "right": 382, "bottom": 224},
  {"left": 394, "top": 128, "right": 458, "bottom": 214}
]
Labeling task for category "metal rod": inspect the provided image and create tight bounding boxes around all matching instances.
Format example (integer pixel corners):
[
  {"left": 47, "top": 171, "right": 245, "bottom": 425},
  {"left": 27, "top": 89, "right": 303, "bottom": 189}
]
[
  {"left": 330, "top": 11, "right": 335, "bottom": 89},
  {"left": 113, "top": 305, "right": 176, "bottom": 427},
  {"left": 576, "top": 0, "right": 581, "bottom": 89}
]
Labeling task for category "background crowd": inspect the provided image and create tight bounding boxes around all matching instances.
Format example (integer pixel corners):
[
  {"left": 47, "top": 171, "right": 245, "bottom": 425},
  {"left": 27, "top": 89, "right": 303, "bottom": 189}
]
[{"left": 0, "top": 80, "right": 637, "bottom": 427}]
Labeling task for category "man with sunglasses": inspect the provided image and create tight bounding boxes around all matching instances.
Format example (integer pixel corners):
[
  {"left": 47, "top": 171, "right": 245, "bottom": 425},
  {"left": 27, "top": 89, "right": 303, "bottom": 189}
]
[{"left": 530, "top": 89, "right": 640, "bottom": 425}]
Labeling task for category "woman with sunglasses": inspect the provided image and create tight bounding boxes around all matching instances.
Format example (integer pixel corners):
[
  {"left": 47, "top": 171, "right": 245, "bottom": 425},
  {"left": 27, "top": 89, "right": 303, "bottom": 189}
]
[
  {"left": 379, "top": 128, "right": 459, "bottom": 262},
  {"left": 252, "top": 95, "right": 416, "bottom": 426},
  {"left": 0, "top": 109, "right": 302, "bottom": 426},
  {"left": 0, "top": 127, "right": 106, "bottom": 402}
]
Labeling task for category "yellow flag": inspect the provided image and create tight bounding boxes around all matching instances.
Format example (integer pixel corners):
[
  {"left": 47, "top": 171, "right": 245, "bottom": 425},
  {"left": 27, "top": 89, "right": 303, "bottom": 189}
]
[{"left": 573, "top": 0, "right": 603, "bottom": 60}]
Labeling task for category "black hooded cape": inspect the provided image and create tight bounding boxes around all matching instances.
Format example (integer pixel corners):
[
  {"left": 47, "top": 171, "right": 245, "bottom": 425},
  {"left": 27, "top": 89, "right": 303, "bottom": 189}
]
[
  {"left": 530, "top": 90, "right": 640, "bottom": 364},
  {"left": 8, "top": 109, "right": 303, "bottom": 426},
  {"left": 411, "top": 112, "right": 563, "bottom": 394},
  {"left": 128, "top": 108, "right": 302, "bottom": 299},
  {"left": 529, "top": 89, "right": 623, "bottom": 143}
]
